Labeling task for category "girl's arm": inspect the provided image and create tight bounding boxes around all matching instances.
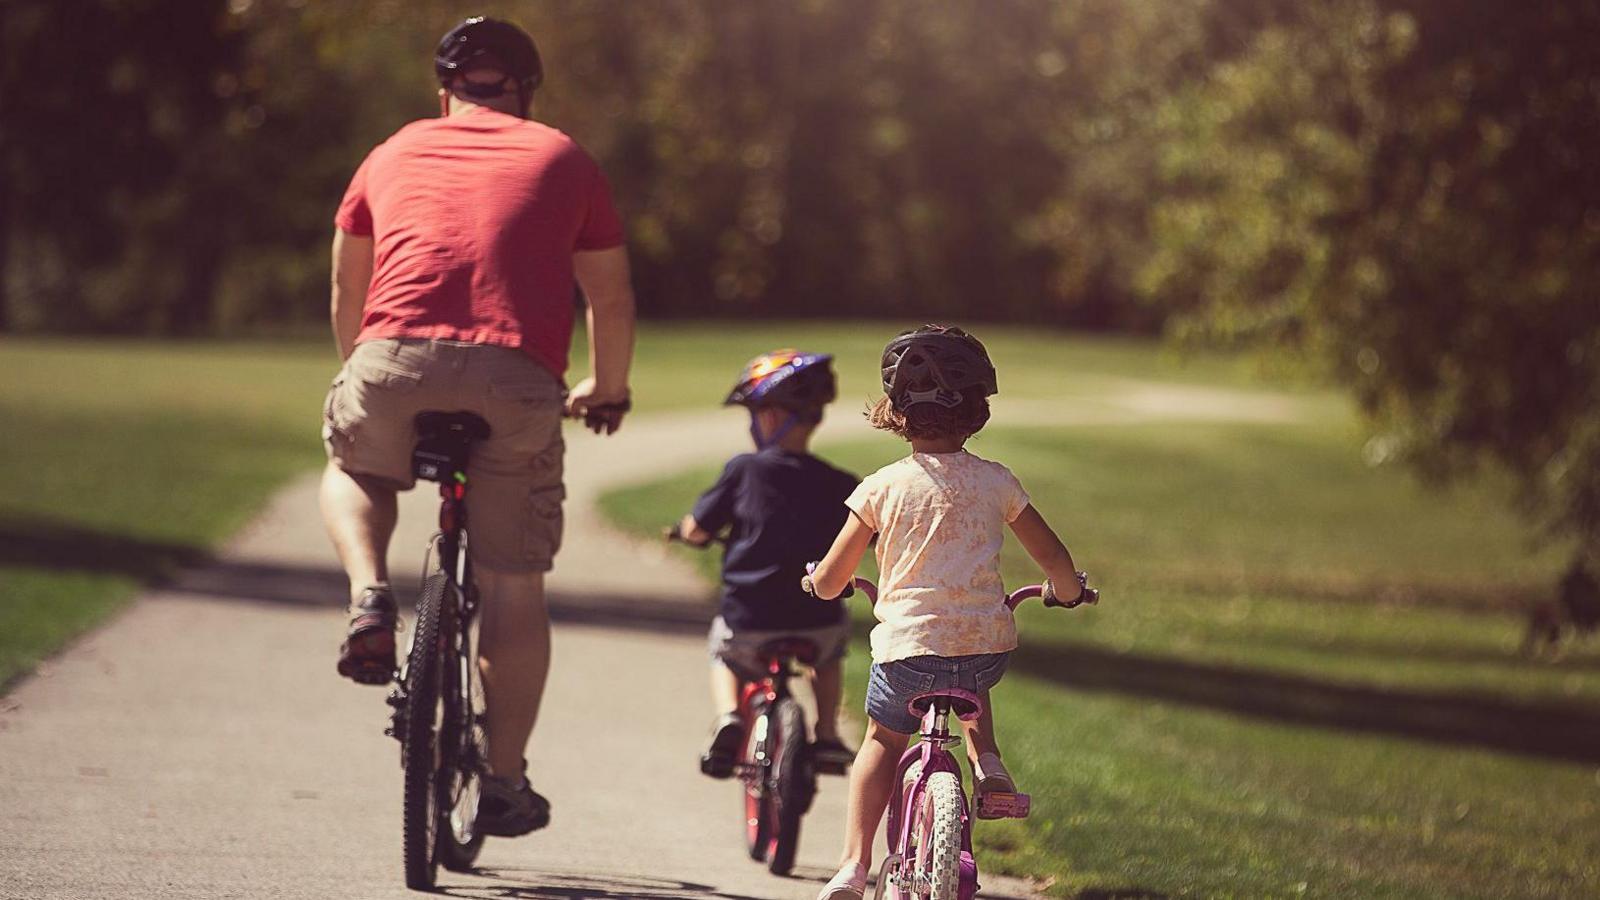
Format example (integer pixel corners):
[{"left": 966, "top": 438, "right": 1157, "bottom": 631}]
[
  {"left": 806, "top": 512, "right": 876, "bottom": 600},
  {"left": 1008, "top": 504, "right": 1084, "bottom": 602}
]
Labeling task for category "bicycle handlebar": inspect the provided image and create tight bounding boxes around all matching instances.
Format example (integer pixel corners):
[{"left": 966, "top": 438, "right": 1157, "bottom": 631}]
[
  {"left": 664, "top": 523, "right": 727, "bottom": 548},
  {"left": 805, "top": 562, "right": 1097, "bottom": 611}
]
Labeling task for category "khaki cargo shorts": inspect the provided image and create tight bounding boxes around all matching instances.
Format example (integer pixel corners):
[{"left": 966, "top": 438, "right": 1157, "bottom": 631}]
[{"left": 323, "top": 339, "right": 565, "bottom": 573}]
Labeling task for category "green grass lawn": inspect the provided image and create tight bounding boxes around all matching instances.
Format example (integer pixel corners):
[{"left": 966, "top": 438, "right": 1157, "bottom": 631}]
[
  {"left": 598, "top": 328, "right": 1598, "bottom": 898},
  {"left": 0, "top": 338, "right": 338, "bottom": 687}
]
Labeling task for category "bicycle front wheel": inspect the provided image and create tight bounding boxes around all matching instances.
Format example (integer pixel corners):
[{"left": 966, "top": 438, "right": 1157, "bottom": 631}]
[
  {"left": 742, "top": 704, "right": 771, "bottom": 862},
  {"left": 767, "top": 697, "right": 811, "bottom": 875},
  {"left": 401, "top": 572, "right": 448, "bottom": 890},
  {"left": 911, "top": 771, "right": 964, "bottom": 900}
]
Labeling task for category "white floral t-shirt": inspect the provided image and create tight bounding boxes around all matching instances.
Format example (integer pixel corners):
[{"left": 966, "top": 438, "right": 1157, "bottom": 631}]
[{"left": 845, "top": 450, "right": 1031, "bottom": 663}]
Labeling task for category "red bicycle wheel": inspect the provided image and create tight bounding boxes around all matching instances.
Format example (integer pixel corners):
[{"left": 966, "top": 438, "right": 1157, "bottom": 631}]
[{"left": 741, "top": 706, "right": 771, "bottom": 861}]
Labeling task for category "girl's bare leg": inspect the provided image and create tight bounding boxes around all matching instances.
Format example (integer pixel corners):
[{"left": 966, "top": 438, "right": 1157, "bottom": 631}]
[{"left": 838, "top": 718, "right": 911, "bottom": 871}]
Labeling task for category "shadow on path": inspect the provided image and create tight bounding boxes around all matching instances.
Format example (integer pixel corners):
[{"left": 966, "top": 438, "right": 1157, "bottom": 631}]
[
  {"left": 158, "top": 557, "right": 715, "bottom": 636},
  {"left": 1010, "top": 639, "right": 1600, "bottom": 764},
  {"left": 442, "top": 868, "right": 764, "bottom": 899}
]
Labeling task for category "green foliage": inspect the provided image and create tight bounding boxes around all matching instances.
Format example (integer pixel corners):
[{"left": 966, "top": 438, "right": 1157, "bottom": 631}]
[
  {"left": 1139, "top": 0, "right": 1600, "bottom": 561},
  {"left": 4, "top": 1, "right": 1596, "bottom": 563}
]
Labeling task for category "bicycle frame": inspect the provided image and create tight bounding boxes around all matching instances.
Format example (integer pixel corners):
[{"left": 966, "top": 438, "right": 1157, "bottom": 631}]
[
  {"left": 858, "top": 577, "right": 1098, "bottom": 899},
  {"left": 735, "top": 653, "right": 794, "bottom": 778},
  {"left": 881, "top": 698, "right": 978, "bottom": 899}
]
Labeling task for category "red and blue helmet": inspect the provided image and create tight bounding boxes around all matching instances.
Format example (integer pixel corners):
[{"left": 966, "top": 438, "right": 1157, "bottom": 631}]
[{"left": 724, "top": 350, "right": 838, "bottom": 411}]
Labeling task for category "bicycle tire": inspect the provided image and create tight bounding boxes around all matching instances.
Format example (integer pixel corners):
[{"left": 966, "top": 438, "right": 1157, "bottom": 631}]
[
  {"left": 401, "top": 572, "right": 448, "bottom": 890},
  {"left": 742, "top": 703, "right": 771, "bottom": 861},
  {"left": 767, "top": 697, "right": 810, "bottom": 875},
  {"left": 912, "top": 771, "right": 964, "bottom": 900},
  {"left": 436, "top": 604, "right": 486, "bottom": 872}
]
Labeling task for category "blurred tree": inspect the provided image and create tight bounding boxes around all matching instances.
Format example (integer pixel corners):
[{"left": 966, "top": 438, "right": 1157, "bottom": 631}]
[
  {"left": 1, "top": 0, "right": 245, "bottom": 333},
  {"left": 1140, "top": 0, "right": 1600, "bottom": 564}
]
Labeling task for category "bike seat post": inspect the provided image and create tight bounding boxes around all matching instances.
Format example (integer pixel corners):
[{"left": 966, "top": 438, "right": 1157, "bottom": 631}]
[{"left": 925, "top": 696, "right": 953, "bottom": 742}]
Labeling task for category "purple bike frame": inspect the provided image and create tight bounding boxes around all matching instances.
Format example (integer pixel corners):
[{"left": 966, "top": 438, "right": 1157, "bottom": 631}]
[{"left": 872, "top": 583, "right": 1066, "bottom": 900}]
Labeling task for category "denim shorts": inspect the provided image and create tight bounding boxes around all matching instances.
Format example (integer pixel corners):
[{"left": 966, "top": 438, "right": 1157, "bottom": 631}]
[{"left": 865, "top": 652, "right": 1010, "bottom": 735}]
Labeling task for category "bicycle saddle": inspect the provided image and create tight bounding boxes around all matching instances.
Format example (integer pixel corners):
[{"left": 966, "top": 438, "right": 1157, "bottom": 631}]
[
  {"left": 415, "top": 411, "right": 491, "bottom": 442},
  {"left": 908, "top": 688, "right": 984, "bottom": 722},
  {"left": 755, "top": 637, "right": 819, "bottom": 665},
  {"left": 412, "top": 412, "right": 491, "bottom": 483}
]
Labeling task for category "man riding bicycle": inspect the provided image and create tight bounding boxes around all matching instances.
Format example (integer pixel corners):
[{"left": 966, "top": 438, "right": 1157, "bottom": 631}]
[{"left": 320, "top": 16, "right": 635, "bottom": 838}]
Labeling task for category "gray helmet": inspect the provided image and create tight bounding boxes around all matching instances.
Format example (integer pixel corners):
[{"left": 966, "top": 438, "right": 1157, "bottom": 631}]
[{"left": 880, "top": 325, "right": 998, "bottom": 412}]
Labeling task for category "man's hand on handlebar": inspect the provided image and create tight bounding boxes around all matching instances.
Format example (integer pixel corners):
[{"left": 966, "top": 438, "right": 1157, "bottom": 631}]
[{"left": 564, "top": 377, "right": 631, "bottom": 435}]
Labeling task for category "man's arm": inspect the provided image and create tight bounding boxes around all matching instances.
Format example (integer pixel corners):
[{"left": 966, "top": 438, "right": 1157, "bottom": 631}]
[
  {"left": 330, "top": 228, "right": 374, "bottom": 361},
  {"left": 567, "top": 245, "right": 637, "bottom": 430}
]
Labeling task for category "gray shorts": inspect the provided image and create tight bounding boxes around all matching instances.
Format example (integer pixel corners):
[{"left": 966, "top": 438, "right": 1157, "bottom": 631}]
[{"left": 707, "top": 615, "right": 850, "bottom": 680}]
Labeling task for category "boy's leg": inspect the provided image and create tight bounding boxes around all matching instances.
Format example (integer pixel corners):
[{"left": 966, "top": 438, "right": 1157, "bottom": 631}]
[
  {"left": 702, "top": 658, "right": 745, "bottom": 778},
  {"left": 711, "top": 661, "right": 742, "bottom": 715},
  {"left": 809, "top": 658, "right": 844, "bottom": 741}
]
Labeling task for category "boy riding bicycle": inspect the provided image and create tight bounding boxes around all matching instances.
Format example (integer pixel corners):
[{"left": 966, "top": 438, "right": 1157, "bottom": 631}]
[
  {"left": 676, "top": 350, "right": 859, "bottom": 777},
  {"left": 802, "top": 325, "right": 1090, "bottom": 900}
]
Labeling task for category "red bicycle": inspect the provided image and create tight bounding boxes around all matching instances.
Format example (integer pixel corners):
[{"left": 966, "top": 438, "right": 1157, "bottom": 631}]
[{"left": 668, "top": 526, "right": 877, "bottom": 875}]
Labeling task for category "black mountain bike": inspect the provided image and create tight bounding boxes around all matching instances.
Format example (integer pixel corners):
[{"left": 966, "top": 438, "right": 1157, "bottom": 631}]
[{"left": 385, "top": 412, "right": 492, "bottom": 890}]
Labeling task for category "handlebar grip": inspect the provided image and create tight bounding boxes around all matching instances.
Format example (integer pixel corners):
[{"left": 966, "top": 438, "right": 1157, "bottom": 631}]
[{"left": 1043, "top": 572, "right": 1099, "bottom": 608}]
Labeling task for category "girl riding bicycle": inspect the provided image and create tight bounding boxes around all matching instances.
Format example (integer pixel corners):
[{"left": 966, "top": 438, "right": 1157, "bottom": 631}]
[{"left": 803, "top": 325, "right": 1090, "bottom": 900}]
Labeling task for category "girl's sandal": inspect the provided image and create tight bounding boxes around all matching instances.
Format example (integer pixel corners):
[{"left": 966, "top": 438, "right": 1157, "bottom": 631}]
[{"left": 974, "top": 753, "right": 1031, "bottom": 819}]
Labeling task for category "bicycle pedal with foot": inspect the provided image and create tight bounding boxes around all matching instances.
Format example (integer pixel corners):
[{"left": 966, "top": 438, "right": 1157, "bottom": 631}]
[{"left": 975, "top": 790, "right": 1031, "bottom": 819}]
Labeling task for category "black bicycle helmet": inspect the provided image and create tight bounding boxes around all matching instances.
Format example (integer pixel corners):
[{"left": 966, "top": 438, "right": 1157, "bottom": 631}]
[
  {"left": 880, "top": 325, "right": 998, "bottom": 412},
  {"left": 435, "top": 16, "right": 543, "bottom": 106},
  {"left": 724, "top": 350, "right": 838, "bottom": 411}
]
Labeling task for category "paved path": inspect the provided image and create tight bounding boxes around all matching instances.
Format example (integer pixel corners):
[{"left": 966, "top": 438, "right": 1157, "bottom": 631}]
[{"left": 0, "top": 408, "right": 1039, "bottom": 900}]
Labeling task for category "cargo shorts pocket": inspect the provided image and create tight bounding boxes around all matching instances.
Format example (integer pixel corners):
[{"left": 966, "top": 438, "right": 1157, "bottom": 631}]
[
  {"left": 525, "top": 483, "right": 566, "bottom": 562},
  {"left": 322, "top": 372, "right": 350, "bottom": 443}
]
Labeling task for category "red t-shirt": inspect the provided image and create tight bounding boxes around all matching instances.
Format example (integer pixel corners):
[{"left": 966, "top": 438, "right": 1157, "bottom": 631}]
[{"left": 335, "top": 107, "right": 624, "bottom": 379}]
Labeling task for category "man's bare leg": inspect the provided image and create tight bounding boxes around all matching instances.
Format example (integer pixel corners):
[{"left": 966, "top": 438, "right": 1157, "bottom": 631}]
[
  {"left": 319, "top": 462, "right": 397, "bottom": 603},
  {"left": 476, "top": 568, "right": 552, "bottom": 779}
]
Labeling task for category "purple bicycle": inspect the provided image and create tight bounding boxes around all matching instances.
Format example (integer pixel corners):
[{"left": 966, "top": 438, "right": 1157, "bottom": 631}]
[{"left": 848, "top": 574, "right": 1098, "bottom": 900}]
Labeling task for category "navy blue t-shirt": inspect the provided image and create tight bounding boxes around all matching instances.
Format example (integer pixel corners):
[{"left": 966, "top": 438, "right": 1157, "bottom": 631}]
[{"left": 691, "top": 447, "right": 859, "bottom": 631}]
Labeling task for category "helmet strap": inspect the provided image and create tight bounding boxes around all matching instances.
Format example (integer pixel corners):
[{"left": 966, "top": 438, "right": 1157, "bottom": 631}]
[{"left": 750, "top": 409, "right": 801, "bottom": 450}]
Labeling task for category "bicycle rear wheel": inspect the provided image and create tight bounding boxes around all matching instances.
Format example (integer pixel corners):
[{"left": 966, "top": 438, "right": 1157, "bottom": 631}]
[
  {"left": 401, "top": 572, "right": 448, "bottom": 890},
  {"left": 910, "top": 771, "right": 965, "bottom": 900},
  {"left": 766, "top": 697, "right": 811, "bottom": 875},
  {"left": 436, "top": 609, "right": 486, "bottom": 872}
]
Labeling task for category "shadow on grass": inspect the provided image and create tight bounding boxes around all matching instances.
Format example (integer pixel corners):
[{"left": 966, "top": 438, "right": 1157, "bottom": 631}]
[
  {"left": 1234, "top": 629, "right": 1600, "bottom": 673},
  {"left": 0, "top": 516, "right": 208, "bottom": 580},
  {"left": 1010, "top": 639, "right": 1600, "bottom": 765}
]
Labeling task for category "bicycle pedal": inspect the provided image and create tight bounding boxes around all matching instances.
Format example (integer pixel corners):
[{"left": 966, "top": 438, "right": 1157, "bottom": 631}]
[
  {"left": 812, "top": 758, "right": 849, "bottom": 776},
  {"left": 976, "top": 791, "right": 1031, "bottom": 819}
]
